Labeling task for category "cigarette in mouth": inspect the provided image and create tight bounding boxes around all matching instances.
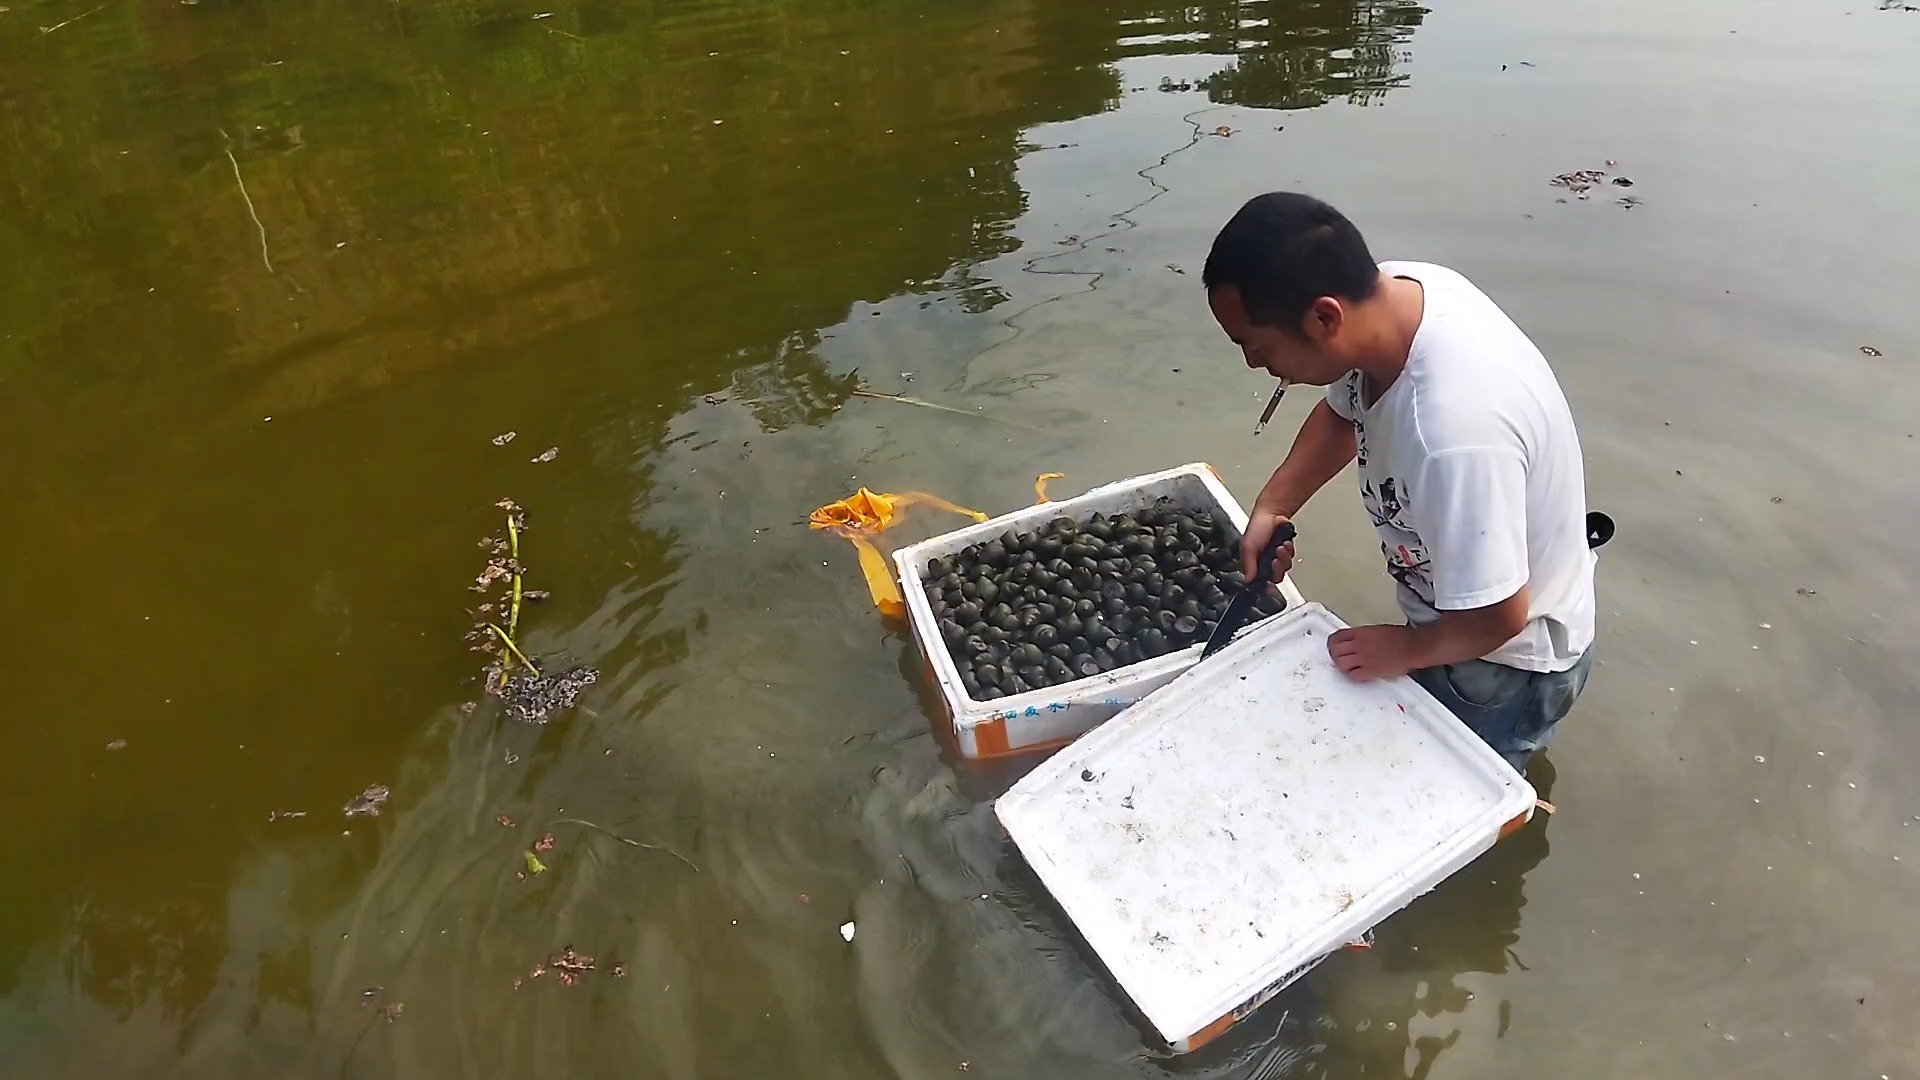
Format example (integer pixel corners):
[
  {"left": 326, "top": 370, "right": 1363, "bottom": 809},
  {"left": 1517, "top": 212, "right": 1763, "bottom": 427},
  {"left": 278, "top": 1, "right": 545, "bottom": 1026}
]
[{"left": 1253, "top": 379, "right": 1291, "bottom": 435}]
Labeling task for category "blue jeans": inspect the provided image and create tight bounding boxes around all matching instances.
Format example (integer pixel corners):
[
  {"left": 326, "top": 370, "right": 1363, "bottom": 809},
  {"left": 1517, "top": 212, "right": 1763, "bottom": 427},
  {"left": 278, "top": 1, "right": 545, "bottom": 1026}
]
[{"left": 1409, "top": 647, "right": 1595, "bottom": 770}]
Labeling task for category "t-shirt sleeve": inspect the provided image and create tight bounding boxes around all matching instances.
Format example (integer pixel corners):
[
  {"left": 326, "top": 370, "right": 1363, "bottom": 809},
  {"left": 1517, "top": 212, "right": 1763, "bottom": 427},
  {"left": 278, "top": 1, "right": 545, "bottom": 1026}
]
[
  {"left": 1415, "top": 446, "right": 1530, "bottom": 610},
  {"left": 1324, "top": 372, "right": 1361, "bottom": 422}
]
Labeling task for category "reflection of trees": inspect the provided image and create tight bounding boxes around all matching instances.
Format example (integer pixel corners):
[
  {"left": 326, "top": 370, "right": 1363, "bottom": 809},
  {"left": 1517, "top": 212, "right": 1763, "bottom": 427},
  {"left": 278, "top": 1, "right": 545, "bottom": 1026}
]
[
  {"left": 1088, "top": 0, "right": 1428, "bottom": 109},
  {"left": 0, "top": 0, "right": 1121, "bottom": 426},
  {"left": 0, "top": 0, "right": 1136, "bottom": 1038},
  {"left": 729, "top": 331, "right": 859, "bottom": 434},
  {"left": 0, "top": 0, "right": 1436, "bottom": 1058}
]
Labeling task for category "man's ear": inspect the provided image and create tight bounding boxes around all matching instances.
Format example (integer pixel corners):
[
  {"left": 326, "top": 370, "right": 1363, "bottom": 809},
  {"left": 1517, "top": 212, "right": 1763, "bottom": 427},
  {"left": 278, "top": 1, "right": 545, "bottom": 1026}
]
[{"left": 1303, "top": 296, "right": 1344, "bottom": 342}]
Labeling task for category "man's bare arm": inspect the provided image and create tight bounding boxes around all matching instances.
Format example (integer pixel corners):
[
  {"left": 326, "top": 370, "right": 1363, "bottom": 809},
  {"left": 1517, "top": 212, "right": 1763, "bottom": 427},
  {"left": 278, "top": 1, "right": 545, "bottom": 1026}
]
[
  {"left": 1327, "top": 589, "right": 1532, "bottom": 680},
  {"left": 1241, "top": 400, "right": 1359, "bottom": 581},
  {"left": 1254, "top": 399, "right": 1357, "bottom": 518}
]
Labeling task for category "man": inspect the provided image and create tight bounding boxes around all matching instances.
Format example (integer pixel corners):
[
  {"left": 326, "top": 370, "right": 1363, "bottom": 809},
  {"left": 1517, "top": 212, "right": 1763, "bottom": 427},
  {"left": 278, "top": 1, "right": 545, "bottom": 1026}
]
[{"left": 1204, "top": 192, "right": 1596, "bottom": 769}]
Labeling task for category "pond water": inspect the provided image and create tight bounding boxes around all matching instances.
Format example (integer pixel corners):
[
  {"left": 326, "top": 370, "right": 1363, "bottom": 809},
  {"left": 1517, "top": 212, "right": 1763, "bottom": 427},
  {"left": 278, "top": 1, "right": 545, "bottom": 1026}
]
[{"left": 3, "top": 0, "right": 1918, "bottom": 1075}]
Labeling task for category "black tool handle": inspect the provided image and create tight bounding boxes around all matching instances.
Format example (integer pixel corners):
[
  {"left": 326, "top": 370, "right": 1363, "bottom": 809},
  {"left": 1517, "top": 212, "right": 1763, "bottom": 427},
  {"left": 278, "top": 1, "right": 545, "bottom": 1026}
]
[{"left": 1249, "top": 520, "right": 1298, "bottom": 587}]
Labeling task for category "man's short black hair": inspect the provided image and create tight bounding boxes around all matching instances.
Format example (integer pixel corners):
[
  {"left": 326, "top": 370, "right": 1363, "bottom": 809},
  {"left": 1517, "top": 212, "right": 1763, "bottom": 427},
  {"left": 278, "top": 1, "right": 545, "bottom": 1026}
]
[{"left": 1202, "top": 193, "right": 1380, "bottom": 330}]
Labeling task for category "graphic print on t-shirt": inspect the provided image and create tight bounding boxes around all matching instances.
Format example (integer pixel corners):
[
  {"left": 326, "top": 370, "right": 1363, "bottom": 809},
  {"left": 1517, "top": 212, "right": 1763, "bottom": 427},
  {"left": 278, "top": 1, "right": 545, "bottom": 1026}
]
[{"left": 1343, "top": 371, "right": 1436, "bottom": 608}]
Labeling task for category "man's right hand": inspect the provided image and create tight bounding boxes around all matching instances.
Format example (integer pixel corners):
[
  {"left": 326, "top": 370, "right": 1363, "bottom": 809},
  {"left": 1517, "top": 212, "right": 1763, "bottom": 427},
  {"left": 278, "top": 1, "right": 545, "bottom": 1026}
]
[{"left": 1241, "top": 509, "right": 1297, "bottom": 584}]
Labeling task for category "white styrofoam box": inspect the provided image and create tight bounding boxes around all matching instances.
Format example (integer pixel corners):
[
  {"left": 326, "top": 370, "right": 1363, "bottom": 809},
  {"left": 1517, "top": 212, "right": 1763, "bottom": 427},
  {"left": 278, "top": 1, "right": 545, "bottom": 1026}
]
[
  {"left": 892, "top": 464, "right": 1306, "bottom": 760},
  {"left": 995, "top": 602, "right": 1537, "bottom": 1053}
]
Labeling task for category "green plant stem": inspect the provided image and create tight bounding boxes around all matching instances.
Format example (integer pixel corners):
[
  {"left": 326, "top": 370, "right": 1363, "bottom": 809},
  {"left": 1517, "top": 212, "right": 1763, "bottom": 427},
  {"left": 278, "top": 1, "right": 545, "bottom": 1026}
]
[
  {"left": 506, "top": 514, "right": 523, "bottom": 638},
  {"left": 487, "top": 623, "right": 538, "bottom": 677}
]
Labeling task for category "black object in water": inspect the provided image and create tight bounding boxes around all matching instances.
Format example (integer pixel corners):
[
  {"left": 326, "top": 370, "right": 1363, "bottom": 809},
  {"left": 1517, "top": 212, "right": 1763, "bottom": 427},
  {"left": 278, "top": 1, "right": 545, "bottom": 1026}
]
[{"left": 499, "top": 666, "right": 600, "bottom": 724}]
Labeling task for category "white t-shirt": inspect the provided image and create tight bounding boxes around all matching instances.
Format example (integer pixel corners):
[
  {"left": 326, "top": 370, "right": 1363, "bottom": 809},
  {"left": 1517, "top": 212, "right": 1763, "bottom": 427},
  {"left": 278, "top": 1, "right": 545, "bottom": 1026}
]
[{"left": 1325, "top": 261, "right": 1595, "bottom": 673}]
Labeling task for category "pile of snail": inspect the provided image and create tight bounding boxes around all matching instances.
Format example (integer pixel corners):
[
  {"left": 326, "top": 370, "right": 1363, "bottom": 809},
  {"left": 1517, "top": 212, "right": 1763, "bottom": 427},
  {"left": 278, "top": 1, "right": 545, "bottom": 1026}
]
[{"left": 923, "top": 498, "right": 1286, "bottom": 700}]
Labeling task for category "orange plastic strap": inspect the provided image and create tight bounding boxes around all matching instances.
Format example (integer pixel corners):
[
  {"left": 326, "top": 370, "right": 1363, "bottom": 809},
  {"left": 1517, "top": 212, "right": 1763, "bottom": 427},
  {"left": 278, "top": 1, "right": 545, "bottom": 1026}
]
[
  {"left": 850, "top": 535, "right": 906, "bottom": 618},
  {"left": 893, "top": 491, "right": 989, "bottom": 524},
  {"left": 810, "top": 488, "right": 988, "bottom": 617},
  {"left": 1033, "top": 472, "right": 1065, "bottom": 504},
  {"left": 808, "top": 488, "right": 987, "bottom": 533}
]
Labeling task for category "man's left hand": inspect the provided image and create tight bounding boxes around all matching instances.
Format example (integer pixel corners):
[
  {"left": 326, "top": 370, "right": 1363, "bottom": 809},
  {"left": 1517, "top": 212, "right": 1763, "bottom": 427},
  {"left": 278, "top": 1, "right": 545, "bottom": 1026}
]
[{"left": 1327, "top": 624, "right": 1421, "bottom": 681}]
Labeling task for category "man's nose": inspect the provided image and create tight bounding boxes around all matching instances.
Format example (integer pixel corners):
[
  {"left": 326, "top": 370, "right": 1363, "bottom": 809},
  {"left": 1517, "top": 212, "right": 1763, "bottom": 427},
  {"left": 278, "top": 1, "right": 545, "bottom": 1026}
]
[{"left": 1243, "top": 349, "right": 1260, "bottom": 370}]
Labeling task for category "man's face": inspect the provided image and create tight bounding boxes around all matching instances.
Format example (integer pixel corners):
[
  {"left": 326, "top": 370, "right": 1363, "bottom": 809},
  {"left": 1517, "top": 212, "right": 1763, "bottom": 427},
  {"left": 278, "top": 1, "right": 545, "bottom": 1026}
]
[{"left": 1207, "top": 285, "right": 1352, "bottom": 386}]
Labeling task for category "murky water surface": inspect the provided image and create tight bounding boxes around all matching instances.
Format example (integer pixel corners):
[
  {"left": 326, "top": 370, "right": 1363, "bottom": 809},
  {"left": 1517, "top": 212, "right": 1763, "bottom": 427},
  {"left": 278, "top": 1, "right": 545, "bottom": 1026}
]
[{"left": 4, "top": 0, "right": 1919, "bottom": 1075}]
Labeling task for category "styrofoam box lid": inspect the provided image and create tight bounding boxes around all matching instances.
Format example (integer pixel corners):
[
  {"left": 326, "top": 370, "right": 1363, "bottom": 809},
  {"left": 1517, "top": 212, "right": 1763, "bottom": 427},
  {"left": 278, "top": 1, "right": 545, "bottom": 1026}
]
[{"left": 995, "top": 602, "right": 1536, "bottom": 1045}]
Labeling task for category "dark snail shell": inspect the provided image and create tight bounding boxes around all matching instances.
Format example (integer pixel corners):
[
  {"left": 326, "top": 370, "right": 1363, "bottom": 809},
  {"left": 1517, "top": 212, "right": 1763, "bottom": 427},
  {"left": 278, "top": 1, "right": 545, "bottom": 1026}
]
[{"left": 1137, "top": 627, "right": 1169, "bottom": 657}]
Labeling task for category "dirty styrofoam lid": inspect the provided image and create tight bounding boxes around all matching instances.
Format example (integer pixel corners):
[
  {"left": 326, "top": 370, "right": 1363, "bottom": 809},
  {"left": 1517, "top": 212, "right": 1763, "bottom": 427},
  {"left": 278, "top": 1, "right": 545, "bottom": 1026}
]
[{"left": 995, "top": 602, "right": 1535, "bottom": 1046}]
